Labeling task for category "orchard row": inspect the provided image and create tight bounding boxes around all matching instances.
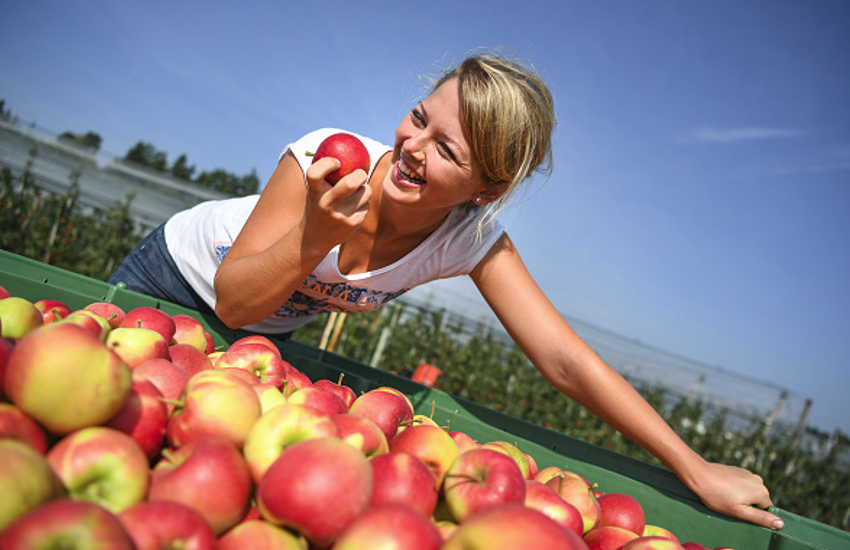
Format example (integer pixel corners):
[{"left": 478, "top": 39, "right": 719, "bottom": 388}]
[{"left": 0, "top": 286, "right": 734, "bottom": 550}]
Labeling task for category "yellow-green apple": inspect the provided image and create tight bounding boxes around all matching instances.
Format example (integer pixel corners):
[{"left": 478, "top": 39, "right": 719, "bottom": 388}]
[
  {"left": 120, "top": 306, "right": 176, "bottom": 343},
  {"left": 216, "top": 366, "right": 262, "bottom": 386},
  {"left": 243, "top": 402, "right": 340, "bottom": 483},
  {"left": 349, "top": 388, "right": 414, "bottom": 441},
  {"left": 546, "top": 470, "right": 601, "bottom": 534},
  {"left": 482, "top": 440, "right": 533, "bottom": 479},
  {"left": 83, "top": 301, "right": 126, "bottom": 329},
  {"left": 389, "top": 424, "right": 460, "bottom": 487},
  {"left": 369, "top": 451, "right": 439, "bottom": 516},
  {"left": 118, "top": 500, "right": 217, "bottom": 550},
  {"left": 643, "top": 525, "right": 680, "bottom": 542},
  {"left": 256, "top": 437, "right": 373, "bottom": 548},
  {"left": 0, "top": 296, "right": 43, "bottom": 338},
  {"left": 106, "top": 326, "right": 170, "bottom": 369},
  {"left": 525, "top": 479, "right": 584, "bottom": 537},
  {"left": 106, "top": 378, "right": 168, "bottom": 460},
  {"left": 4, "top": 323, "right": 132, "bottom": 435},
  {"left": 59, "top": 310, "right": 108, "bottom": 340},
  {"left": 310, "top": 132, "right": 371, "bottom": 185},
  {"left": 281, "top": 367, "right": 313, "bottom": 398},
  {"left": 170, "top": 313, "right": 207, "bottom": 351},
  {"left": 443, "top": 448, "right": 527, "bottom": 522},
  {"left": 46, "top": 426, "right": 150, "bottom": 513},
  {"left": 0, "top": 402, "right": 49, "bottom": 453},
  {"left": 253, "top": 382, "right": 287, "bottom": 413},
  {"left": 133, "top": 358, "right": 190, "bottom": 416},
  {"left": 449, "top": 430, "right": 479, "bottom": 453},
  {"left": 229, "top": 334, "right": 282, "bottom": 358},
  {"left": 33, "top": 298, "right": 71, "bottom": 323},
  {"left": 441, "top": 504, "right": 588, "bottom": 550},
  {"left": 313, "top": 375, "right": 357, "bottom": 409},
  {"left": 215, "top": 342, "right": 287, "bottom": 390},
  {"left": 623, "top": 536, "right": 687, "bottom": 550},
  {"left": 0, "top": 499, "right": 135, "bottom": 550},
  {"left": 584, "top": 526, "right": 641, "bottom": 550},
  {"left": 331, "top": 503, "right": 442, "bottom": 550},
  {"left": 167, "top": 369, "right": 261, "bottom": 449},
  {"left": 287, "top": 386, "right": 349, "bottom": 416},
  {"left": 149, "top": 437, "right": 252, "bottom": 536},
  {"left": 0, "top": 439, "right": 65, "bottom": 532},
  {"left": 331, "top": 412, "right": 389, "bottom": 457},
  {"left": 396, "top": 413, "right": 441, "bottom": 435},
  {"left": 374, "top": 385, "right": 415, "bottom": 416},
  {"left": 218, "top": 519, "right": 305, "bottom": 550},
  {"left": 169, "top": 342, "right": 213, "bottom": 376},
  {"left": 533, "top": 465, "right": 565, "bottom": 483},
  {"left": 597, "top": 492, "right": 646, "bottom": 535}
]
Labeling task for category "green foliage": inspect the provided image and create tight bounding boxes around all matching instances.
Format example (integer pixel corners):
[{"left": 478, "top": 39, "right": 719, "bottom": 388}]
[
  {"left": 58, "top": 131, "right": 103, "bottom": 152},
  {"left": 294, "top": 306, "right": 850, "bottom": 530}
]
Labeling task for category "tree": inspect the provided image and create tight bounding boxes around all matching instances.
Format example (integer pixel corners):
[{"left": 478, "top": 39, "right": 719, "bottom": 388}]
[
  {"left": 124, "top": 141, "right": 168, "bottom": 172},
  {"left": 194, "top": 168, "right": 259, "bottom": 196},
  {"left": 171, "top": 153, "right": 196, "bottom": 180},
  {"left": 58, "top": 131, "right": 102, "bottom": 152}
]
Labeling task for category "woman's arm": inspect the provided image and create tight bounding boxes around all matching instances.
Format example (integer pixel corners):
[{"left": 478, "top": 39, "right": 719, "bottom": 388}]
[
  {"left": 469, "top": 233, "right": 784, "bottom": 530},
  {"left": 213, "top": 153, "right": 371, "bottom": 328}
]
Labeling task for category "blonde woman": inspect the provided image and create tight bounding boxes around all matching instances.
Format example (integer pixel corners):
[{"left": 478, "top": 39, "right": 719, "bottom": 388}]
[{"left": 110, "top": 53, "right": 782, "bottom": 530}]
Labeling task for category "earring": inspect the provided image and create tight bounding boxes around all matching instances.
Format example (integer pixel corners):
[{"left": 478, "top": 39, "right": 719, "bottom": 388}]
[{"left": 474, "top": 196, "right": 483, "bottom": 204}]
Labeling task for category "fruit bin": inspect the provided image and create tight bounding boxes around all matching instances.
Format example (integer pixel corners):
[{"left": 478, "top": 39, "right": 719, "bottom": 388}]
[{"left": 1, "top": 249, "right": 847, "bottom": 550}]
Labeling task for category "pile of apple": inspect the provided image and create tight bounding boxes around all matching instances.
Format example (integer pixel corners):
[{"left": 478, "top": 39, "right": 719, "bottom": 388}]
[{"left": 0, "top": 285, "right": 734, "bottom": 550}]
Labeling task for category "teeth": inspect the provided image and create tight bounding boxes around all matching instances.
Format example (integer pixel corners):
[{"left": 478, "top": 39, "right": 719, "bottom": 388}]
[{"left": 399, "top": 159, "right": 426, "bottom": 184}]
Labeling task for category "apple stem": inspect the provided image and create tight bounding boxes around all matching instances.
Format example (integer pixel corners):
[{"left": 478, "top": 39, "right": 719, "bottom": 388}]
[
  {"left": 305, "top": 151, "right": 315, "bottom": 157},
  {"left": 444, "top": 472, "right": 484, "bottom": 484},
  {"left": 158, "top": 397, "right": 184, "bottom": 408},
  {"left": 337, "top": 373, "right": 345, "bottom": 385}
]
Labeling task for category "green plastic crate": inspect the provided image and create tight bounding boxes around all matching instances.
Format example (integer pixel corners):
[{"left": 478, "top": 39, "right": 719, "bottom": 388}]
[{"left": 1, "top": 249, "right": 847, "bottom": 549}]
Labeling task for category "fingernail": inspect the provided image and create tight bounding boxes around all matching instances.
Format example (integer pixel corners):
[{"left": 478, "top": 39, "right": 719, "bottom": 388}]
[{"left": 773, "top": 519, "right": 784, "bottom": 530}]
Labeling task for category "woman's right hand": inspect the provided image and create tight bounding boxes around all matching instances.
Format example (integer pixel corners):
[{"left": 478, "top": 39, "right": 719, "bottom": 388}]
[{"left": 303, "top": 156, "right": 372, "bottom": 253}]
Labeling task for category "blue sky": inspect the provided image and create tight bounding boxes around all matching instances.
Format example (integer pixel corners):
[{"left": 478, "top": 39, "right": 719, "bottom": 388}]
[{"left": 2, "top": 1, "right": 848, "bottom": 434}]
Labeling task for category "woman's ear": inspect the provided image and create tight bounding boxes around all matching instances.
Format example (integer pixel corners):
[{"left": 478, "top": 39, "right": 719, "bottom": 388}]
[{"left": 476, "top": 181, "right": 510, "bottom": 205}]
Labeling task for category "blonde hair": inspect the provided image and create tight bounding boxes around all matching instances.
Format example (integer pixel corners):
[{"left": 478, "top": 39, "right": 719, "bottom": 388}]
[{"left": 430, "top": 52, "right": 556, "bottom": 236}]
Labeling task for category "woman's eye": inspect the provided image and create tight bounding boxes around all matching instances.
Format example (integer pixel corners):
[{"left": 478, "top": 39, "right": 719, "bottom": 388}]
[
  {"left": 411, "top": 110, "right": 425, "bottom": 125},
  {"left": 439, "top": 143, "right": 457, "bottom": 161}
]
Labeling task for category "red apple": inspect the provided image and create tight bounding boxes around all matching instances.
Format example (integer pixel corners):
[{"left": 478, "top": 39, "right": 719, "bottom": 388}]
[
  {"left": 313, "top": 376, "right": 357, "bottom": 409},
  {"left": 443, "top": 447, "right": 527, "bottom": 522},
  {"left": 215, "top": 342, "right": 287, "bottom": 390},
  {"left": 0, "top": 439, "right": 65, "bottom": 532},
  {"left": 75, "top": 309, "right": 114, "bottom": 341},
  {"left": 349, "top": 388, "right": 414, "bottom": 441},
  {"left": 525, "top": 479, "right": 584, "bottom": 537},
  {"left": 311, "top": 132, "right": 371, "bottom": 184},
  {"left": 0, "top": 336, "right": 13, "bottom": 398},
  {"left": 287, "top": 385, "right": 349, "bottom": 416},
  {"left": 681, "top": 543, "right": 710, "bottom": 550},
  {"left": 332, "top": 412, "right": 389, "bottom": 458},
  {"left": 0, "top": 402, "right": 49, "bottom": 453},
  {"left": 0, "top": 499, "right": 135, "bottom": 550},
  {"left": 546, "top": 470, "right": 602, "bottom": 534},
  {"left": 47, "top": 426, "right": 150, "bottom": 513},
  {"left": 83, "top": 301, "right": 126, "bottom": 329},
  {"left": 106, "top": 326, "right": 170, "bottom": 369},
  {"left": 482, "top": 440, "right": 533, "bottom": 479},
  {"left": 332, "top": 503, "right": 442, "bottom": 550},
  {"left": 133, "top": 358, "right": 191, "bottom": 416},
  {"left": 369, "top": 451, "right": 439, "bottom": 516},
  {"left": 204, "top": 331, "right": 216, "bottom": 354},
  {"left": 0, "top": 285, "right": 10, "bottom": 299},
  {"left": 643, "top": 525, "right": 680, "bottom": 543},
  {"left": 169, "top": 342, "right": 213, "bottom": 376},
  {"left": 106, "top": 378, "right": 169, "bottom": 460},
  {"left": 441, "top": 504, "right": 588, "bottom": 550},
  {"left": 170, "top": 313, "right": 207, "bottom": 351},
  {"left": 149, "top": 437, "right": 252, "bottom": 536},
  {"left": 533, "top": 465, "right": 566, "bottom": 484},
  {"left": 0, "top": 297, "right": 43, "bottom": 338},
  {"left": 59, "top": 310, "right": 108, "bottom": 340},
  {"left": 253, "top": 382, "right": 287, "bottom": 413},
  {"left": 167, "top": 369, "right": 262, "bottom": 449},
  {"left": 623, "top": 536, "right": 687, "bottom": 550},
  {"left": 450, "top": 430, "right": 480, "bottom": 453},
  {"left": 584, "top": 525, "right": 641, "bottom": 550},
  {"left": 118, "top": 500, "right": 217, "bottom": 550},
  {"left": 281, "top": 367, "right": 313, "bottom": 397},
  {"left": 389, "top": 423, "right": 460, "bottom": 487},
  {"left": 243, "top": 402, "right": 340, "bottom": 483},
  {"left": 33, "top": 298, "right": 71, "bottom": 323},
  {"left": 229, "top": 334, "right": 282, "bottom": 358},
  {"left": 4, "top": 323, "right": 132, "bottom": 434},
  {"left": 597, "top": 492, "right": 646, "bottom": 535},
  {"left": 120, "top": 306, "right": 176, "bottom": 343},
  {"left": 218, "top": 519, "right": 305, "bottom": 550},
  {"left": 256, "top": 437, "right": 373, "bottom": 548}
]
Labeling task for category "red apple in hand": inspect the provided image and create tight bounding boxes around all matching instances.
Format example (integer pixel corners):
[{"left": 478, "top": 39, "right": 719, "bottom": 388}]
[{"left": 311, "top": 132, "right": 371, "bottom": 184}]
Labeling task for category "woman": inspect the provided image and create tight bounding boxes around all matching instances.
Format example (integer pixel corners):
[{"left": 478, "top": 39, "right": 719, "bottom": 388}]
[{"left": 110, "top": 53, "right": 783, "bottom": 530}]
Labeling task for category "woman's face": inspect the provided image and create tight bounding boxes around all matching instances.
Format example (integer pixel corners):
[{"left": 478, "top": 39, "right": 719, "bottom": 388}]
[{"left": 384, "top": 78, "right": 487, "bottom": 215}]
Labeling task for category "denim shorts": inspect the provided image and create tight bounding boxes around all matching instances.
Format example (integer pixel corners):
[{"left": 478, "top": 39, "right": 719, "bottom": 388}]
[{"left": 108, "top": 224, "right": 213, "bottom": 314}]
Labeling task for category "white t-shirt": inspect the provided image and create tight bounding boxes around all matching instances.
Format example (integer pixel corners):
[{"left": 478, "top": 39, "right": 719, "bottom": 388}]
[{"left": 165, "top": 128, "right": 505, "bottom": 334}]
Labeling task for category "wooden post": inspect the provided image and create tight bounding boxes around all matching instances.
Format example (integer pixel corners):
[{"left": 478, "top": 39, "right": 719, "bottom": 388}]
[
  {"left": 327, "top": 312, "right": 347, "bottom": 352},
  {"left": 786, "top": 398, "right": 812, "bottom": 448},
  {"left": 319, "top": 312, "right": 337, "bottom": 350}
]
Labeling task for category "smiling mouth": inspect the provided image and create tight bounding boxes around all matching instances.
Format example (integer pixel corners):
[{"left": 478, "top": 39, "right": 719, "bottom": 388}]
[{"left": 398, "top": 157, "right": 426, "bottom": 185}]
